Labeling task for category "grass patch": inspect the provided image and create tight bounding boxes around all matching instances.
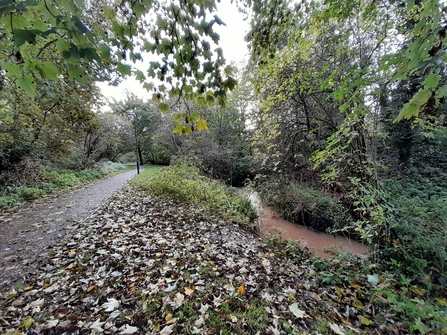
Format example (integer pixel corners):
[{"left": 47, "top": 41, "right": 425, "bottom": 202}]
[
  {"left": 0, "top": 162, "right": 128, "bottom": 211},
  {"left": 130, "top": 165, "right": 163, "bottom": 184},
  {"left": 130, "top": 163, "right": 257, "bottom": 229}
]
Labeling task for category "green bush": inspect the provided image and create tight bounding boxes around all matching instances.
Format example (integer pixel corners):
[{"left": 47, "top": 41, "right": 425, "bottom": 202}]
[
  {"left": 17, "top": 187, "right": 46, "bottom": 201},
  {"left": 131, "top": 163, "right": 257, "bottom": 229},
  {"left": 42, "top": 170, "right": 80, "bottom": 187},
  {"left": 380, "top": 176, "right": 447, "bottom": 280},
  {"left": 0, "top": 194, "right": 20, "bottom": 210},
  {"left": 257, "top": 176, "right": 349, "bottom": 232},
  {"left": 75, "top": 169, "right": 103, "bottom": 181}
]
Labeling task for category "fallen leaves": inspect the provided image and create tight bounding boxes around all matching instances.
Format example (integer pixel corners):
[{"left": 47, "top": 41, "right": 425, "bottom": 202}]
[
  {"left": 20, "top": 316, "right": 34, "bottom": 330},
  {"left": 0, "top": 186, "right": 444, "bottom": 334},
  {"left": 159, "top": 324, "right": 175, "bottom": 335},
  {"left": 237, "top": 285, "right": 246, "bottom": 296},
  {"left": 101, "top": 298, "right": 120, "bottom": 312},
  {"left": 289, "top": 303, "right": 306, "bottom": 318}
]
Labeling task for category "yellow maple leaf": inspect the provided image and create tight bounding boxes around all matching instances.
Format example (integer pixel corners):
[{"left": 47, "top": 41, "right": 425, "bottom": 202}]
[
  {"left": 196, "top": 119, "right": 209, "bottom": 131},
  {"left": 237, "top": 285, "right": 246, "bottom": 296},
  {"left": 152, "top": 322, "right": 160, "bottom": 332},
  {"left": 410, "top": 286, "right": 424, "bottom": 296},
  {"left": 165, "top": 313, "right": 173, "bottom": 323},
  {"left": 350, "top": 280, "right": 361, "bottom": 289},
  {"left": 21, "top": 316, "right": 34, "bottom": 330},
  {"left": 435, "top": 297, "right": 447, "bottom": 306},
  {"left": 353, "top": 299, "right": 364, "bottom": 310},
  {"left": 359, "top": 315, "right": 373, "bottom": 326}
]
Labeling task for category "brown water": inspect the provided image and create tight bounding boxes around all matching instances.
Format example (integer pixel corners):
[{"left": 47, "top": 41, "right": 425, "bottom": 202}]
[{"left": 258, "top": 204, "right": 369, "bottom": 258}]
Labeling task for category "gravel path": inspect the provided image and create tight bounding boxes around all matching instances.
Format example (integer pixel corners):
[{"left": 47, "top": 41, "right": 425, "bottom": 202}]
[{"left": 0, "top": 168, "right": 142, "bottom": 291}]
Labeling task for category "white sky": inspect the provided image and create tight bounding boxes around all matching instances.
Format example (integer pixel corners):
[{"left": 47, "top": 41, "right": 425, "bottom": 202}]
[{"left": 97, "top": 1, "right": 249, "bottom": 104}]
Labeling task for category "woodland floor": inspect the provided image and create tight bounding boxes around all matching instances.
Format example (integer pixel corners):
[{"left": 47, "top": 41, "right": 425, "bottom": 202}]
[{"left": 0, "top": 173, "right": 445, "bottom": 334}]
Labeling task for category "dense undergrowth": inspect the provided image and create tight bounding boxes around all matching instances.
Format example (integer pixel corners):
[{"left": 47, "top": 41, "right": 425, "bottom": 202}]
[
  {"left": 0, "top": 161, "right": 128, "bottom": 211},
  {"left": 380, "top": 171, "right": 447, "bottom": 283},
  {"left": 255, "top": 171, "right": 447, "bottom": 295},
  {"left": 131, "top": 163, "right": 258, "bottom": 230}
]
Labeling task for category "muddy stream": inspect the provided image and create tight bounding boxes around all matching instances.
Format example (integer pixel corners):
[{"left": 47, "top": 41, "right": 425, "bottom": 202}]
[{"left": 249, "top": 193, "right": 369, "bottom": 258}]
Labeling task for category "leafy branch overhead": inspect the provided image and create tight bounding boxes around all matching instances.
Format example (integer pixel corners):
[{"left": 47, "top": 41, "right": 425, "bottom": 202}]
[
  {"left": 247, "top": 0, "right": 447, "bottom": 122},
  {"left": 1, "top": 0, "right": 446, "bottom": 125},
  {"left": 0, "top": 0, "right": 237, "bottom": 119}
]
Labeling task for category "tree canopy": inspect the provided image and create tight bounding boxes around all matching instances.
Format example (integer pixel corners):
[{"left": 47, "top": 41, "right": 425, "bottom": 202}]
[
  {"left": 1, "top": 0, "right": 446, "bottom": 124},
  {"left": 0, "top": 0, "right": 240, "bottom": 140}
]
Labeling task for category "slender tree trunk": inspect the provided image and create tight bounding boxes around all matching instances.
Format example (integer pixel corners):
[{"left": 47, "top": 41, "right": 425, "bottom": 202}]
[{"left": 138, "top": 147, "right": 143, "bottom": 165}]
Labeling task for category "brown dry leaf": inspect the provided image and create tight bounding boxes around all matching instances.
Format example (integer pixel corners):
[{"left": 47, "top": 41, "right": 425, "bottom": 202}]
[
  {"left": 350, "top": 280, "right": 361, "bottom": 289},
  {"left": 410, "top": 286, "right": 424, "bottom": 296},
  {"left": 174, "top": 292, "right": 184, "bottom": 307},
  {"left": 184, "top": 284, "right": 195, "bottom": 296},
  {"left": 66, "top": 263, "right": 76, "bottom": 270},
  {"left": 87, "top": 285, "right": 96, "bottom": 293}
]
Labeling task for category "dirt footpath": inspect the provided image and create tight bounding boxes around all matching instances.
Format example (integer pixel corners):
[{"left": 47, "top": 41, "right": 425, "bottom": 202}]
[{"left": 0, "top": 168, "right": 141, "bottom": 291}]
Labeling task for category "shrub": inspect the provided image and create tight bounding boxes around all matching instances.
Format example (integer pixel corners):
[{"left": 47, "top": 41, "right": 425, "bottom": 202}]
[
  {"left": 379, "top": 176, "right": 447, "bottom": 281},
  {"left": 0, "top": 194, "right": 20, "bottom": 210},
  {"left": 17, "top": 187, "right": 46, "bottom": 201},
  {"left": 256, "top": 176, "right": 349, "bottom": 232},
  {"left": 131, "top": 163, "right": 257, "bottom": 229},
  {"left": 75, "top": 169, "right": 103, "bottom": 181},
  {"left": 42, "top": 170, "right": 80, "bottom": 187}
]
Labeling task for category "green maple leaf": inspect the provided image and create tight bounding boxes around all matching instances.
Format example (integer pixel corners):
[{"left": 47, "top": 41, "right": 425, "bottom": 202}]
[
  {"left": 173, "top": 122, "right": 183, "bottom": 134},
  {"left": 2, "top": 61, "right": 22, "bottom": 78},
  {"left": 158, "top": 102, "right": 170, "bottom": 113},
  {"left": 35, "top": 61, "right": 60, "bottom": 80},
  {"left": 117, "top": 63, "right": 132, "bottom": 76},
  {"left": 17, "top": 75, "right": 36, "bottom": 98},
  {"left": 422, "top": 73, "right": 440, "bottom": 89}
]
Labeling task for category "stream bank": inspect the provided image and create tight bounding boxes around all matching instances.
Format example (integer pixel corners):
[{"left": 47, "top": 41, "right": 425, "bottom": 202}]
[{"left": 247, "top": 191, "right": 368, "bottom": 258}]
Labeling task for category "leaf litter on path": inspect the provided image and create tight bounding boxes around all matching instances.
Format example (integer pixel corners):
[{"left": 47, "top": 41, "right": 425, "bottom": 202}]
[{"left": 0, "top": 186, "right": 438, "bottom": 334}]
